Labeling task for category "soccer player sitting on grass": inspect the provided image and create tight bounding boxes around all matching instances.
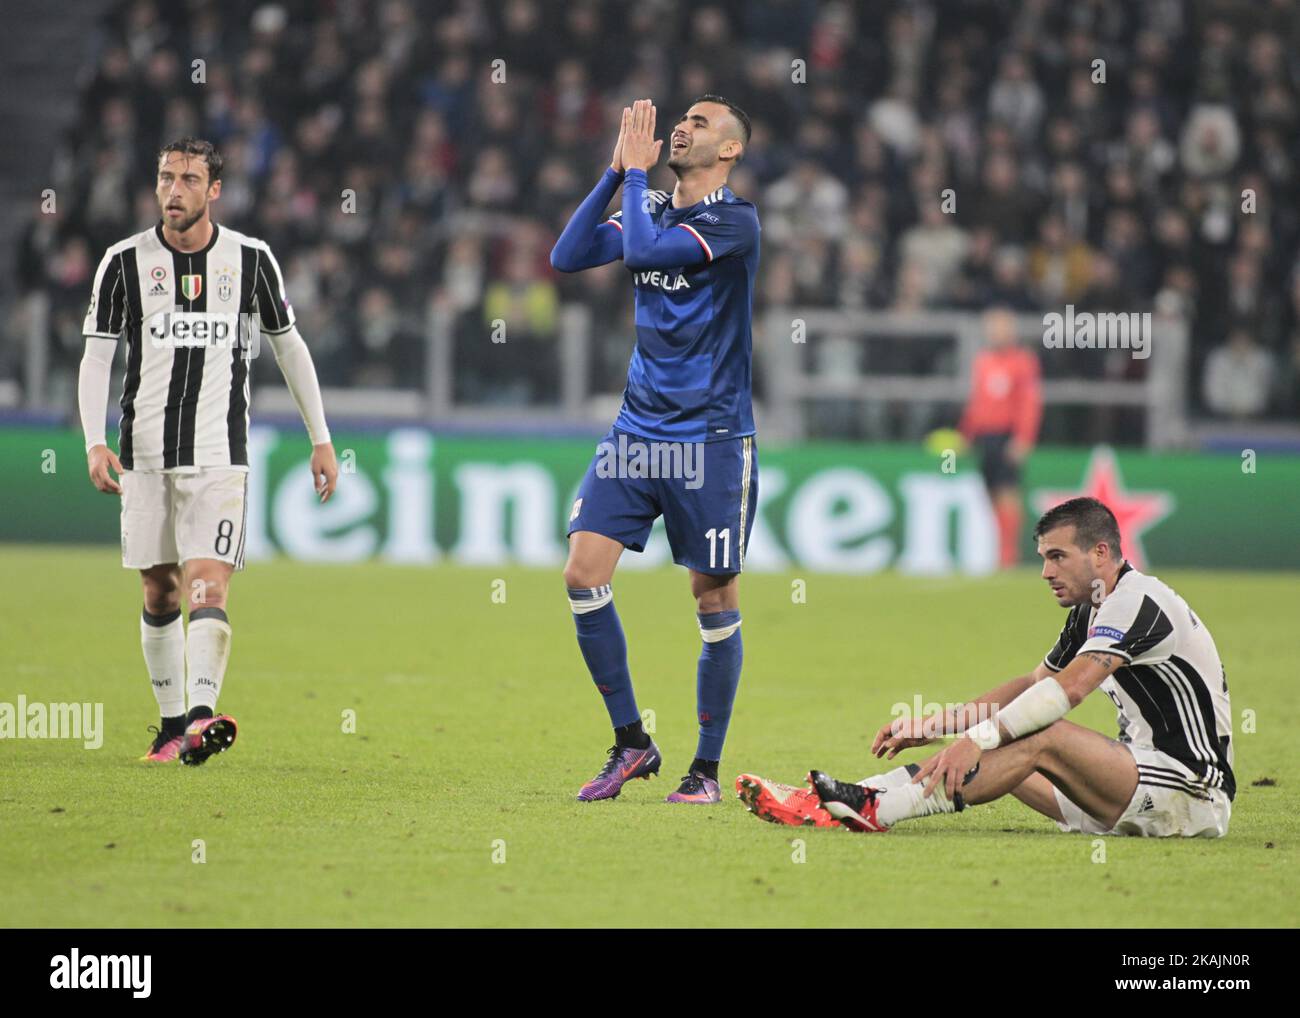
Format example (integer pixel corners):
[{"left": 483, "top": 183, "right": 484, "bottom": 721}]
[{"left": 737, "top": 497, "right": 1235, "bottom": 838}]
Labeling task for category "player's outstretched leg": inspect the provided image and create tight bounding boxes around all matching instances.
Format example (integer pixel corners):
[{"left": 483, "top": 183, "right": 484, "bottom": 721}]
[
  {"left": 808, "top": 770, "right": 896, "bottom": 832},
  {"left": 814, "top": 720, "right": 1139, "bottom": 833},
  {"left": 736, "top": 764, "right": 919, "bottom": 826}
]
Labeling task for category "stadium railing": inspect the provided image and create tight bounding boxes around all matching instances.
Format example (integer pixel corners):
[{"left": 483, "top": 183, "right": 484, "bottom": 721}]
[
  {"left": 24, "top": 294, "right": 1290, "bottom": 451},
  {"left": 758, "top": 309, "right": 1191, "bottom": 449}
]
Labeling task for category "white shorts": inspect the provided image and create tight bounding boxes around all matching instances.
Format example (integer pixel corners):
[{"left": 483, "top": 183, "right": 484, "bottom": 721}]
[
  {"left": 1054, "top": 744, "right": 1231, "bottom": 838},
  {"left": 120, "top": 468, "right": 249, "bottom": 571}
]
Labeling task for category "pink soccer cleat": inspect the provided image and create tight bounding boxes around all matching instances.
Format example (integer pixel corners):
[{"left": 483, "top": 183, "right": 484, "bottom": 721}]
[
  {"left": 577, "top": 742, "right": 662, "bottom": 801},
  {"left": 140, "top": 726, "right": 184, "bottom": 762},
  {"left": 179, "top": 714, "right": 238, "bottom": 767},
  {"left": 666, "top": 772, "right": 721, "bottom": 804}
]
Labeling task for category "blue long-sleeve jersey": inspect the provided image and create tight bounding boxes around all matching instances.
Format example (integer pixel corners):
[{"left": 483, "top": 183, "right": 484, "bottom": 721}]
[{"left": 551, "top": 167, "right": 760, "bottom": 443}]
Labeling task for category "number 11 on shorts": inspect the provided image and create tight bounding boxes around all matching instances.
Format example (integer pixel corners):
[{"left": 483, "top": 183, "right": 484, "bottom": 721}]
[{"left": 706, "top": 527, "right": 731, "bottom": 569}]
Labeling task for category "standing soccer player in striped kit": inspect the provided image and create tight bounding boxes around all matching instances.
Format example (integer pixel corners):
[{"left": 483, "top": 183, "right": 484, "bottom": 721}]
[
  {"left": 78, "top": 138, "right": 338, "bottom": 764},
  {"left": 551, "top": 97, "right": 761, "bottom": 803}
]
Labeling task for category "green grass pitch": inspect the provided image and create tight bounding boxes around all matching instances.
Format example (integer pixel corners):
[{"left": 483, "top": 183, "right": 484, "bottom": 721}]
[{"left": 1, "top": 545, "right": 1295, "bottom": 927}]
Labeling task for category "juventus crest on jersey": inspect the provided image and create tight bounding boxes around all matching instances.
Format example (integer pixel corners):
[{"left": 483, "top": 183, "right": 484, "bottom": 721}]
[
  {"left": 1043, "top": 562, "right": 1236, "bottom": 800},
  {"left": 83, "top": 222, "right": 295, "bottom": 471}
]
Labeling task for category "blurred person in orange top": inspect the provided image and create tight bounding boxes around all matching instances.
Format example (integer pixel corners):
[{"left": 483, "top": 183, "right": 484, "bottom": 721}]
[{"left": 959, "top": 306, "right": 1043, "bottom": 569}]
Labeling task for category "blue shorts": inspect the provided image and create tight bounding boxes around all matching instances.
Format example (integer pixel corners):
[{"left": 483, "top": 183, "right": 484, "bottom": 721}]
[{"left": 567, "top": 428, "right": 759, "bottom": 575}]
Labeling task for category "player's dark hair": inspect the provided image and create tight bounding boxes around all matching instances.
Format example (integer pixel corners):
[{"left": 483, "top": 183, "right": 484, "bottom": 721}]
[
  {"left": 158, "top": 137, "right": 223, "bottom": 183},
  {"left": 1034, "top": 497, "right": 1123, "bottom": 560},
  {"left": 692, "top": 94, "right": 751, "bottom": 146}
]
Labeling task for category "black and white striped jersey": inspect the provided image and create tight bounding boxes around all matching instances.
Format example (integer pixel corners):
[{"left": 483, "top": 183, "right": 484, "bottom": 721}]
[
  {"left": 1043, "top": 562, "right": 1235, "bottom": 800},
  {"left": 83, "top": 222, "right": 296, "bottom": 471}
]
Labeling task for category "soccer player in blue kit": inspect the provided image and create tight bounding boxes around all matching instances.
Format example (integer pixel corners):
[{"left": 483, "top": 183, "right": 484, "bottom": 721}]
[{"left": 550, "top": 96, "right": 760, "bottom": 804}]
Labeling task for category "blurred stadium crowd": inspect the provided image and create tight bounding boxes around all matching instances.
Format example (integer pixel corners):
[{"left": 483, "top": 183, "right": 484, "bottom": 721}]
[{"left": 9, "top": 0, "right": 1300, "bottom": 424}]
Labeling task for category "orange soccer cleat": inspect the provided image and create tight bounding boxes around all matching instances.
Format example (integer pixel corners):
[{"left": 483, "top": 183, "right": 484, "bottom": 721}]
[{"left": 736, "top": 773, "right": 841, "bottom": 827}]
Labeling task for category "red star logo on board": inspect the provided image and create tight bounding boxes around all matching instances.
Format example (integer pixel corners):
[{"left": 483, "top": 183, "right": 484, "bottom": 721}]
[{"left": 1031, "top": 446, "right": 1174, "bottom": 569}]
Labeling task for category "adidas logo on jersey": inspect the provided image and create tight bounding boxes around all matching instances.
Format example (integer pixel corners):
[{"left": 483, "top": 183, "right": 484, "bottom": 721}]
[{"left": 1138, "top": 793, "right": 1156, "bottom": 813}]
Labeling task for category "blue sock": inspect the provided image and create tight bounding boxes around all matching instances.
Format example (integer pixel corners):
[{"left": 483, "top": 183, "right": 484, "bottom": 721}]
[
  {"left": 568, "top": 585, "right": 639, "bottom": 728},
  {"left": 695, "top": 609, "right": 742, "bottom": 761}
]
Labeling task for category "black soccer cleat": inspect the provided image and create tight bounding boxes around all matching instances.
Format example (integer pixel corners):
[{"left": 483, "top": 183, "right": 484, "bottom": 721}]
[{"left": 808, "top": 769, "right": 889, "bottom": 832}]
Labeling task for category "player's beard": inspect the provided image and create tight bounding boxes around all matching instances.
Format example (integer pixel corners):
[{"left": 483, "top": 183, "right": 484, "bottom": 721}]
[
  {"left": 1061, "top": 574, "right": 1095, "bottom": 607},
  {"left": 163, "top": 202, "right": 207, "bottom": 235},
  {"left": 668, "top": 145, "right": 705, "bottom": 174}
]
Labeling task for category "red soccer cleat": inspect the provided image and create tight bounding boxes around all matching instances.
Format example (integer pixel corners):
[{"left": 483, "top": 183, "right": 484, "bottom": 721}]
[{"left": 736, "top": 773, "right": 841, "bottom": 827}]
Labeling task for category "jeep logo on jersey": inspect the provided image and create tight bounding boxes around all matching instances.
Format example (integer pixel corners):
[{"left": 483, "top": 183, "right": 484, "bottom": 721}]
[
  {"left": 147, "top": 310, "right": 260, "bottom": 358},
  {"left": 633, "top": 270, "right": 690, "bottom": 291},
  {"left": 180, "top": 274, "right": 202, "bottom": 301}
]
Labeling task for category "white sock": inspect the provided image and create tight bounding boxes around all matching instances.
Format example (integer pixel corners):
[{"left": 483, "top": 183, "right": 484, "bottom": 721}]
[
  {"left": 186, "top": 608, "right": 232, "bottom": 714},
  {"left": 141, "top": 608, "right": 186, "bottom": 718},
  {"left": 877, "top": 779, "right": 959, "bottom": 827},
  {"left": 859, "top": 764, "right": 918, "bottom": 790}
]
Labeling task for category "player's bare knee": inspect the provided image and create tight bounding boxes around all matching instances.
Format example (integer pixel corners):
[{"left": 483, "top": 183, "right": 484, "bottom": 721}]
[
  {"left": 143, "top": 590, "right": 180, "bottom": 615},
  {"left": 190, "top": 587, "right": 228, "bottom": 611},
  {"left": 563, "top": 561, "right": 602, "bottom": 590},
  {"left": 562, "top": 561, "right": 583, "bottom": 588},
  {"left": 695, "top": 586, "right": 737, "bottom": 614},
  {"left": 183, "top": 564, "right": 230, "bottom": 611},
  {"left": 140, "top": 567, "right": 181, "bottom": 615},
  {"left": 187, "top": 579, "right": 228, "bottom": 611},
  {"left": 692, "top": 571, "right": 738, "bottom": 613}
]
